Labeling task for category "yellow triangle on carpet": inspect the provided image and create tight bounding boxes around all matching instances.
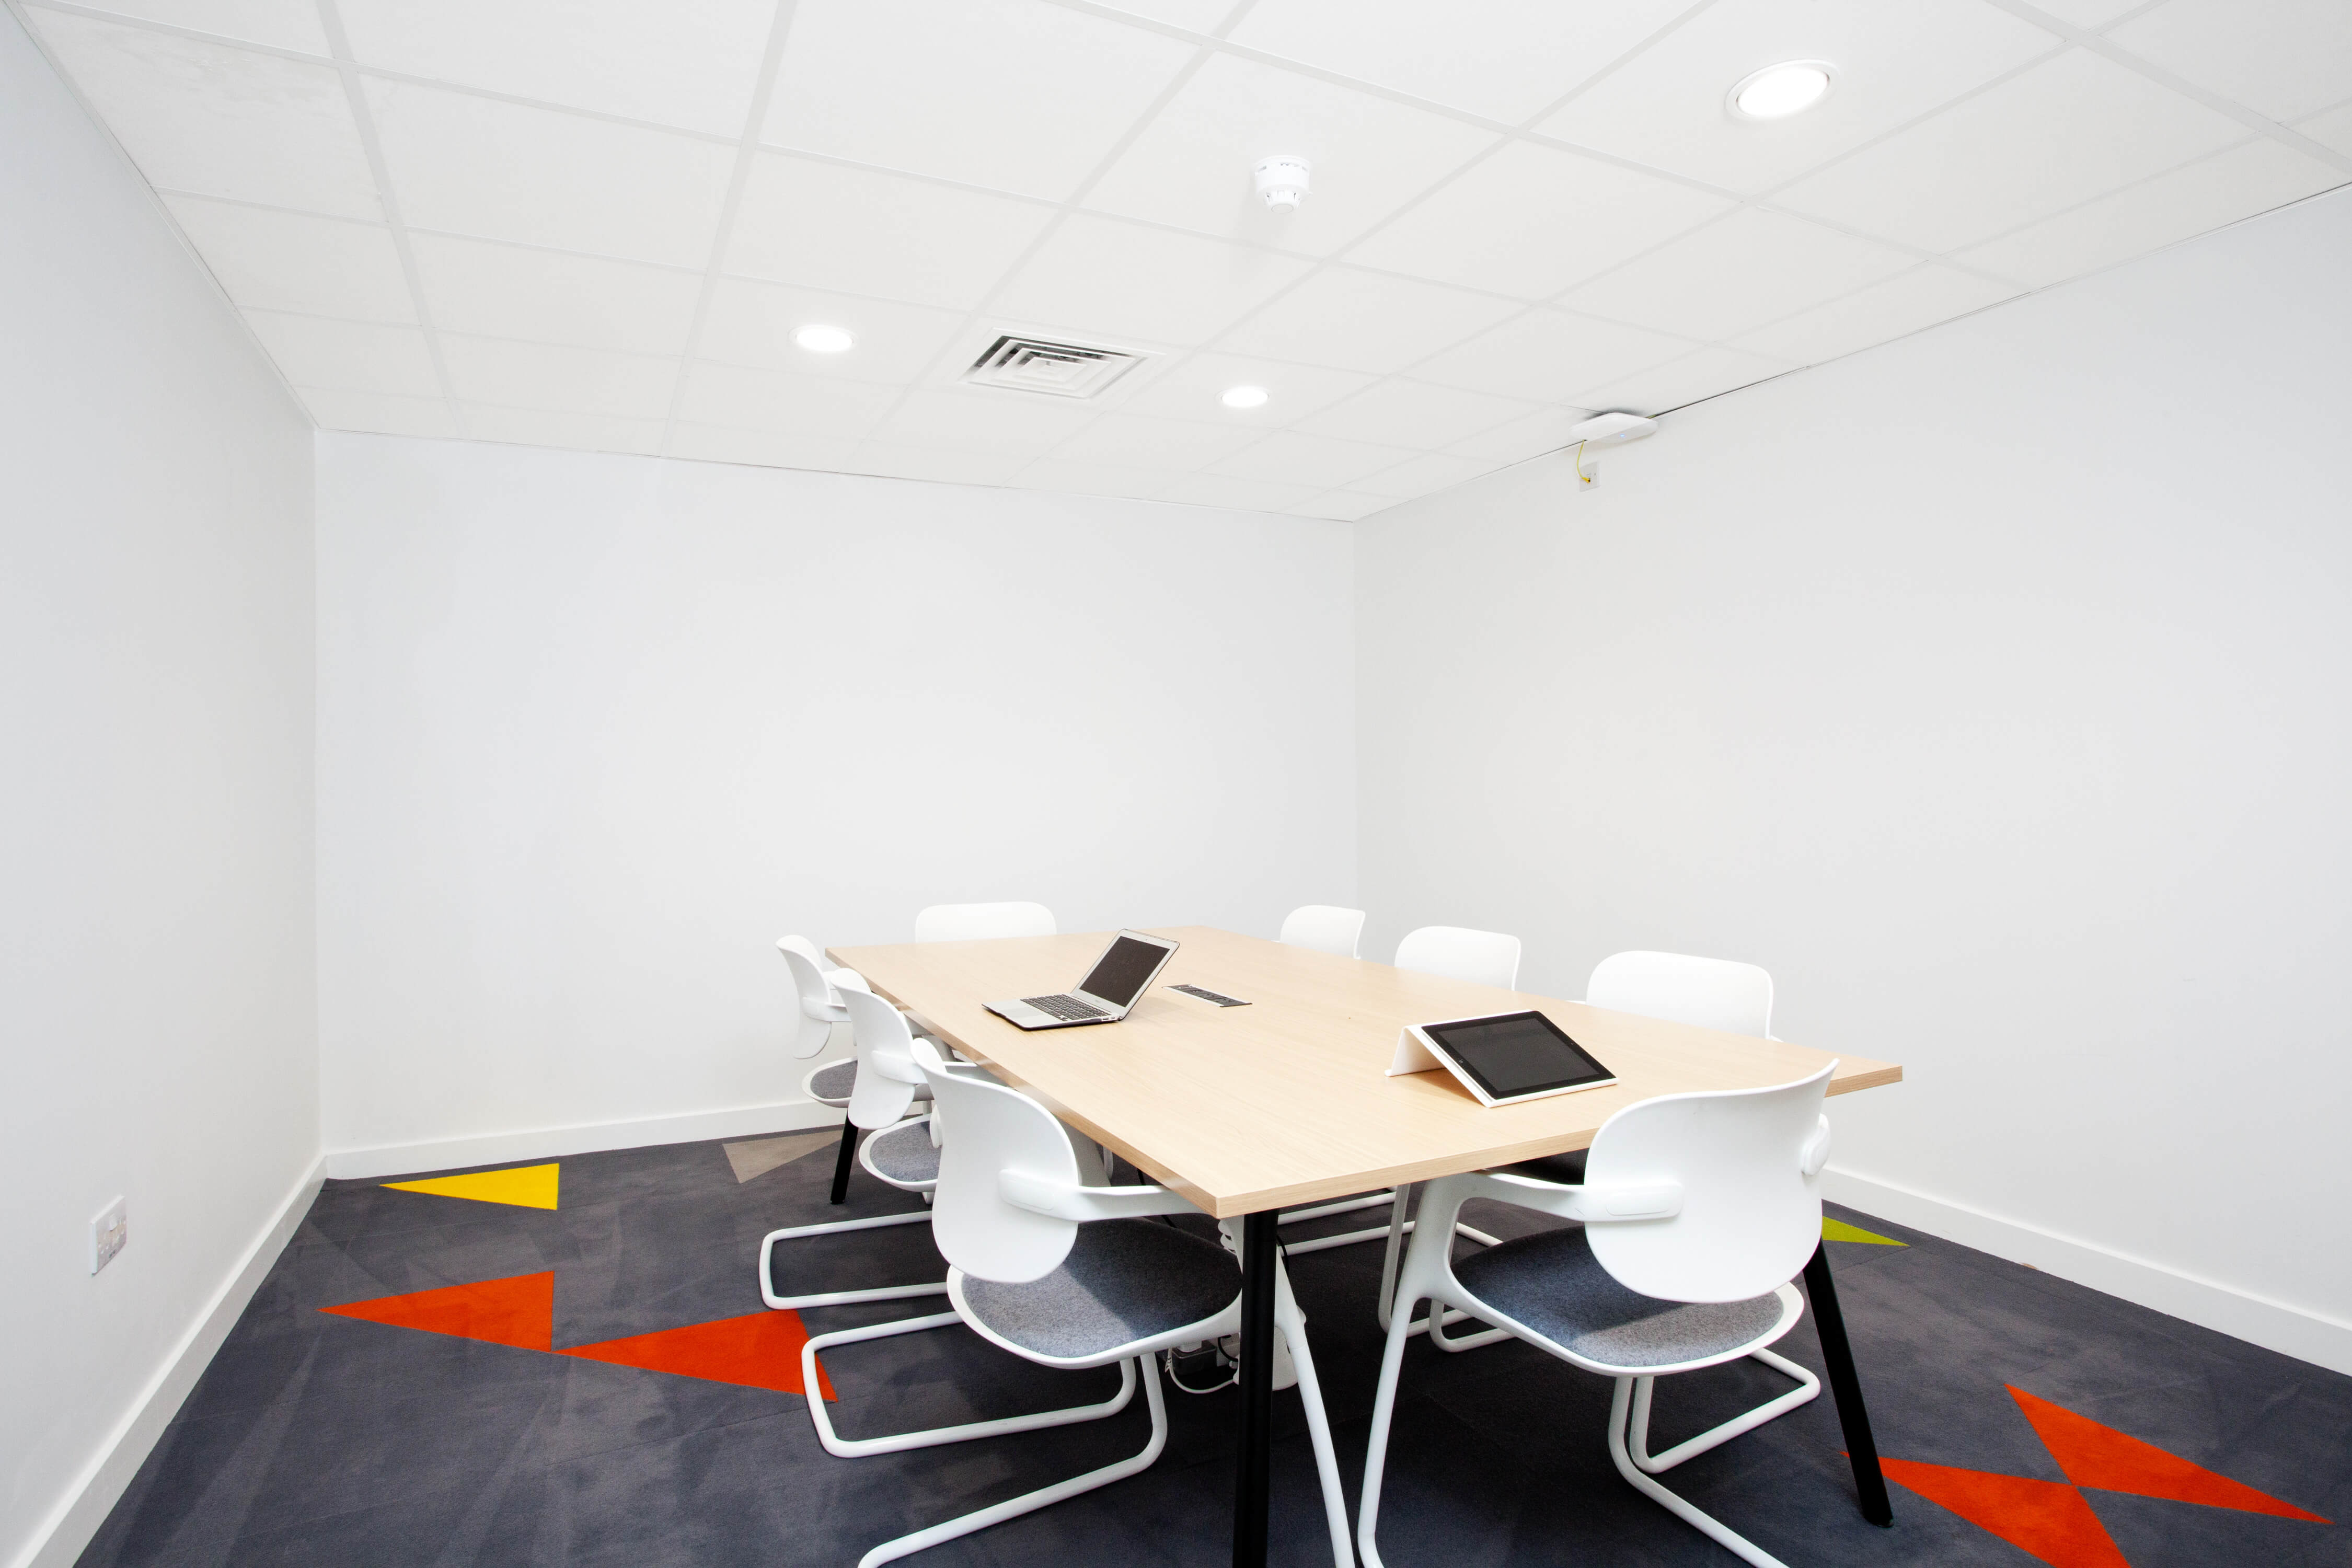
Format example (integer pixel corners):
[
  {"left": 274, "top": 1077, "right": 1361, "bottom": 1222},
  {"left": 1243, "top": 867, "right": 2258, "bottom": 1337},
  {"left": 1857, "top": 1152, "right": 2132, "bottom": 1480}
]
[
  {"left": 385, "top": 1163, "right": 559, "bottom": 1210},
  {"left": 1824, "top": 1216, "right": 1905, "bottom": 1246}
]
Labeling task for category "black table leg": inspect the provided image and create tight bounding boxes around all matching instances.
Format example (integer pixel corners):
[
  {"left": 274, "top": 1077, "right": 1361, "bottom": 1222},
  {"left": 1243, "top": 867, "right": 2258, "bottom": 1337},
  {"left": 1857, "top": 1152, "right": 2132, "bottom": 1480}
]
[
  {"left": 827, "top": 1120, "right": 859, "bottom": 1205},
  {"left": 1232, "top": 1210, "right": 1278, "bottom": 1567},
  {"left": 1803, "top": 1240, "right": 1894, "bottom": 1526}
]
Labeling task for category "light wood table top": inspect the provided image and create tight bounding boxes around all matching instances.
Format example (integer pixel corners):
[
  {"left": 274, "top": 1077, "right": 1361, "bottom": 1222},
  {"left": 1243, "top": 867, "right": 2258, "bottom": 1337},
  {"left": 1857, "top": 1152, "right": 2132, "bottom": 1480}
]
[{"left": 828, "top": 926, "right": 1902, "bottom": 1220}]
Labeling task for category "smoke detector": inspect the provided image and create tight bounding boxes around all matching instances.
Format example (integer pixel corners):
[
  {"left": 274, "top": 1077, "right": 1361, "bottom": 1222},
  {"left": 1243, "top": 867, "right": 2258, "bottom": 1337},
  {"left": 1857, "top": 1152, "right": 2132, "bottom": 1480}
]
[
  {"left": 961, "top": 334, "right": 1147, "bottom": 399},
  {"left": 1253, "top": 155, "right": 1311, "bottom": 211}
]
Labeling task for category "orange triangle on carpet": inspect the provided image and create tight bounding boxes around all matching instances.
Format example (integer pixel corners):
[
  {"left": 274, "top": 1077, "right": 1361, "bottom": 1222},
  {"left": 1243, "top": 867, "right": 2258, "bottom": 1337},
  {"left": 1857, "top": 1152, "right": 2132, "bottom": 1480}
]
[
  {"left": 1881, "top": 1458, "right": 2130, "bottom": 1568},
  {"left": 2008, "top": 1386, "right": 2329, "bottom": 1523},
  {"left": 560, "top": 1309, "right": 836, "bottom": 1400},
  {"left": 320, "top": 1271, "right": 554, "bottom": 1351}
]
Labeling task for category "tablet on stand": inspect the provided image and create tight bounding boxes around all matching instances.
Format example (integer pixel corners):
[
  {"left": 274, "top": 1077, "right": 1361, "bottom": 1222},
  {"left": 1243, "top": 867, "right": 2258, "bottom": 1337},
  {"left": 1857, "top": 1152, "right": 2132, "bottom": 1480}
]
[{"left": 1388, "top": 1010, "right": 1618, "bottom": 1108}]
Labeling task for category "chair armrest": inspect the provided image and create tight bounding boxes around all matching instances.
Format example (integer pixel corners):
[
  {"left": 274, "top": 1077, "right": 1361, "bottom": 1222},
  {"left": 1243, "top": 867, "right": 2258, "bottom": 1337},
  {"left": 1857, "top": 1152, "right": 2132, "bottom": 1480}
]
[
  {"left": 1472, "top": 1171, "right": 1683, "bottom": 1221},
  {"left": 999, "top": 1171, "right": 1203, "bottom": 1223}
]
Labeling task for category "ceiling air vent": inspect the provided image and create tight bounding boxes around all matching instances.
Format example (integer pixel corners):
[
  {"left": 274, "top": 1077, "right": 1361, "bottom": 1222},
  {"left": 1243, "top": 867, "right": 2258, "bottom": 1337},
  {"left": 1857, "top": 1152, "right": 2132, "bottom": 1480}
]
[{"left": 961, "top": 334, "right": 1146, "bottom": 399}]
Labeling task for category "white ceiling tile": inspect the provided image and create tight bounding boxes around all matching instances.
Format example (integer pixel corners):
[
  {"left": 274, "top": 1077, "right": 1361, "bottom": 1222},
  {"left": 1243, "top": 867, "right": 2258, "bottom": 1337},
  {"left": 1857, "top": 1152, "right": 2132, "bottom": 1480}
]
[
  {"left": 665, "top": 424, "right": 862, "bottom": 471},
  {"left": 1210, "top": 266, "right": 1521, "bottom": 374},
  {"left": 438, "top": 336, "right": 678, "bottom": 419},
  {"left": 1348, "top": 141, "right": 1734, "bottom": 300},
  {"left": 1090, "top": 0, "right": 1232, "bottom": 30},
  {"left": 1346, "top": 452, "right": 1502, "bottom": 499},
  {"left": 2300, "top": 100, "right": 2352, "bottom": 157},
  {"left": 1159, "top": 473, "right": 1324, "bottom": 512},
  {"left": 162, "top": 197, "right": 415, "bottom": 321},
  {"left": 724, "top": 154, "right": 1056, "bottom": 308},
  {"left": 1445, "top": 405, "right": 1592, "bottom": 463},
  {"left": 1293, "top": 381, "right": 1538, "bottom": 448},
  {"left": 1535, "top": 0, "right": 2060, "bottom": 195},
  {"left": 245, "top": 311, "right": 442, "bottom": 395},
  {"left": 408, "top": 234, "right": 702, "bottom": 353},
  {"left": 299, "top": 388, "right": 457, "bottom": 437},
  {"left": 1562, "top": 209, "right": 1915, "bottom": 342},
  {"left": 2029, "top": 0, "right": 2147, "bottom": 28},
  {"left": 30, "top": 12, "right": 379, "bottom": 218},
  {"left": 869, "top": 389, "right": 1099, "bottom": 454},
  {"left": 1952, "top": 137, "right": 2345, "bottom": 288},
  {"left": 366, "top": 80, "right": 734, "bottom": 267},
  {"left": 989, "top": 215, "right": 1315, "bottom": 347},
  {"left": 762, "top": 0, "right": 1196, "bottom": 200},
  {"left": 1003, "top": 459, "right": 1180, "bottom": 501},
  {"left": 674, "top": 362, "right": 902, "bottom": 438},
  {"left": 1570, "top": 344, "right": 1793, "bottom": 416},
  {"left": 1773, "top": 49, "right": 2250, "bottom": 253},
  {"left": 1048, "top": 413, "right": 1263, "bottom": 469},
  {"left": 2108, "top": 0, "right": 2352, "bottom": 122},
  {"left": 1727, "top": 262, "right": 2021, "bottom": 363},
  {"left": 847, "top": 443, "right": 1031, "bottom": 486},
  {"left": 1287, "top": 491, "right": 1395, "bottom": 521},
  {"left": 67, "top": 0, "right": 329, "bottom": 53},
  {"left": 1410, "top": 309, "right": 1696, "bottom": 403},
  {"left": 698, "top": 278, "right": 970, "bottom": 381},
  {"left": 1208, "top": 430, "right": 1412, "bottom": 488},
  {"left": 1113, "top": 352, "right": 1375, "bottom": 422},
  {"left": 1082, "top": 53, "right": 1497, "bottom": 257},
  {"left": 1228, "top": 0, "right": 1695, "bottom": 124},
  {"left": 338, "top": 0, "right": 774, "bottom": 136},
  {"left": 464, "top": 406, "right": 665, "bottom": 454}
]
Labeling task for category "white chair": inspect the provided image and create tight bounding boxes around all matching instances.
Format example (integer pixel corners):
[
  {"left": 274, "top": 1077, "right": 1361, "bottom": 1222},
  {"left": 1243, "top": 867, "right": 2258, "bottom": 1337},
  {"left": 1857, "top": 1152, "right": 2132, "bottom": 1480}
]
[
  {"left": 913, "top": 901, "right": 1056, "bottom": 943},
  {"left": 760, "top": 981, "right": 953, "bottom": 1313},
  {"left": 1588, "top": 950, "right": 1774, "bottom": 1039},
  {"left": 1508, "top": 952, "right": 1778, "bottom": 1193},
  {"left": 1371, "top": 925, "right": 1524, "bottom": 1327},
  {"left": 1392, "top": 924, "right": 1521, "bottom": 989},
  {"left": 777, "top": 937, "right": 920, "bottom": 1207},
  {"left": 803, "top": 1038, "right": 1356, "bottom": 1568},
  {"left": 1279, "top": 904, "right": 1365, "bottom": 959},
  {"left": 1358, "top": 1065, "right": 1836, "bottom": 1568}
]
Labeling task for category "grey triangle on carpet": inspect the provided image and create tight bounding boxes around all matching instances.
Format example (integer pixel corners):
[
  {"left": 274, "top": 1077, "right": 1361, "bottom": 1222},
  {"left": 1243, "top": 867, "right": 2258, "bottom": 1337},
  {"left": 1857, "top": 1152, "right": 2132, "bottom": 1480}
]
[{"left": 723, "top": 1128, "right": 840, "bottom": 1184}]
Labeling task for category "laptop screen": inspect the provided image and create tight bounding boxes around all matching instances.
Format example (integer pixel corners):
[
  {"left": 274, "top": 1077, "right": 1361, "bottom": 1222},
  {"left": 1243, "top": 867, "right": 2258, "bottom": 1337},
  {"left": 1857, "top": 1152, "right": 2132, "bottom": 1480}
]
[{"left": 1077, "top": 935, "right": 1170, "bottom": 1007}]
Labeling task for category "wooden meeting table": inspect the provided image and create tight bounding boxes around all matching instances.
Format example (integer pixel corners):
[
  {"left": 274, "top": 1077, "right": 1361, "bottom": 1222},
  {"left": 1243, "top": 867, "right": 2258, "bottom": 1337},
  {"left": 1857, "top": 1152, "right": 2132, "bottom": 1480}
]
[{"left": 829, "top": 926, "right": 1904, "bottom": 1567}]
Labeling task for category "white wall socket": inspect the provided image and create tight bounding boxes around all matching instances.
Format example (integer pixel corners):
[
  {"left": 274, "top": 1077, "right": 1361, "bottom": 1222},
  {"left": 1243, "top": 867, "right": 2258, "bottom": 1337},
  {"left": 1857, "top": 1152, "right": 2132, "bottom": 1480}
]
[{"left": 91, "top": 1197, "right": 127, "bottom": 1275}]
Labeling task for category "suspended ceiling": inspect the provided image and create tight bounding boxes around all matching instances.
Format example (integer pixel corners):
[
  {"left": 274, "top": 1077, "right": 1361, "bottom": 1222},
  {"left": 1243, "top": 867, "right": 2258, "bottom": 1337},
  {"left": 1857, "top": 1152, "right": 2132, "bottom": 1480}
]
[{"left": 17, "top": 0, "right": 2351, "bottom": 520}]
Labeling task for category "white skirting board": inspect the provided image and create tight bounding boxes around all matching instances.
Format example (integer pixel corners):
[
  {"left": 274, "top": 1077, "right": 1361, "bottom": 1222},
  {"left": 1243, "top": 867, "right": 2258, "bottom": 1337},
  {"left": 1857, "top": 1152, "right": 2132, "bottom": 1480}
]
[
  {"left": 320, "top": 1095, "right": 844, "bottom": 1181},
  {"left": 1822, "top": 1165, "right": 2352, "bottom": 1377},
  {"left": 13, "top": 1157, "right": 326, "bottom": 1568}
]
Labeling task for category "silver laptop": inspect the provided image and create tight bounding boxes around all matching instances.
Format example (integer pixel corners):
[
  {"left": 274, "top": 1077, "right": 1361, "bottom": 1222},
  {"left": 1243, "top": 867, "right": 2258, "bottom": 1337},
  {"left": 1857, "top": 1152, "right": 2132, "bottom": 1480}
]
[{"left": 985, "top": 930, "right": 1180, "bottom": 1031}]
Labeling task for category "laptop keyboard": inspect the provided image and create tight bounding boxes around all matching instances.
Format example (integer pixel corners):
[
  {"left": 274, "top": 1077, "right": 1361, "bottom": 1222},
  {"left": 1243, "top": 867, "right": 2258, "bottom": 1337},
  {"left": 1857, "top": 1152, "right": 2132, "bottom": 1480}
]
[{"left": 1022, "top": 993, "right": 1110, "bottom": 1021}]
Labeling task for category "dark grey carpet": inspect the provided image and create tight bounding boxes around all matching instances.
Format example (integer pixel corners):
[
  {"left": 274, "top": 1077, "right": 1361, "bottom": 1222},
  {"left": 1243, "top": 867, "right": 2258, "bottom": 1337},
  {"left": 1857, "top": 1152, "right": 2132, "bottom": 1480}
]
[{"left": 76, "top": 1135, "right": 2352, "bottom": 1567}]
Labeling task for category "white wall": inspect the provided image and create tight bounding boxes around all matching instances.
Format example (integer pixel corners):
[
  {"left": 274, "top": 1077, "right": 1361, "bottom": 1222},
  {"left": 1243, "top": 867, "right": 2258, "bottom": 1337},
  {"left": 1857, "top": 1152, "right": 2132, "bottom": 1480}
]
[
  {"left": 0, "top": 11, "right": 319, "bottom": 1566},
  {"left": 315, "top": 435, "right": 1356, "bottom": 1163},
  {"left": 1356, "top": 188, "right": 2352, "bottom": 1369}
]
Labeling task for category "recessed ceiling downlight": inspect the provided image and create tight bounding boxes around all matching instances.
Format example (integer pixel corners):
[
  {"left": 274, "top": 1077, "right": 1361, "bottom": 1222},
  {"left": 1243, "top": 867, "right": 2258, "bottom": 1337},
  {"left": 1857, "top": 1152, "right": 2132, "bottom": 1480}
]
[
  {"left": 792, "top": 324, "right": 855, "bottom": 353},
  {"left": 1220, "top": 385, "right": 1270, "bottom": 410},
  {"left": 1730, "top": 61, "right": 1834, "bottom": 120}
]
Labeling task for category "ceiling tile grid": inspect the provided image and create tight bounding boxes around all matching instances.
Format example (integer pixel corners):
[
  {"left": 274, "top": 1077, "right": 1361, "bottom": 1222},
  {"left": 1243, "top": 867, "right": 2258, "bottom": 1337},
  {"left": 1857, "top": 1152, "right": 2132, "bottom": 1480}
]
[{"left": 15, "top": 0, "right": 2350, "bottom": 522}]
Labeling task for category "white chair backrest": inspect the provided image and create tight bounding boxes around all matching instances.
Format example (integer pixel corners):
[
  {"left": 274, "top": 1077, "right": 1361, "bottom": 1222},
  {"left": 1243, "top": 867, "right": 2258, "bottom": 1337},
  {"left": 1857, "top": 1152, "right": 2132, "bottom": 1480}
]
[
  {"left": 1579, "top": 1062, "right": 1834, "bottom": 1304},
  {"left": 776, "top": 938, "right": 840, "bottom": 1058},
  {"left": 1279, "top": 905, "right": 1365, "bottom": 959},
  {"left": 1394, "top": 925, "right": 1521, "bottom": 990},
  {"left": 913, "top": 1039, "right": 1081, "bottom": 1284},
  {"left": 914, "top": 902, "right": 1057, "bottom": 943},
  {"left": 837, "top": 987, "right": 924, "bottom": 1130},
  {"left": 1587, "top": 950, "right": 1773, "bottom": 1039}
]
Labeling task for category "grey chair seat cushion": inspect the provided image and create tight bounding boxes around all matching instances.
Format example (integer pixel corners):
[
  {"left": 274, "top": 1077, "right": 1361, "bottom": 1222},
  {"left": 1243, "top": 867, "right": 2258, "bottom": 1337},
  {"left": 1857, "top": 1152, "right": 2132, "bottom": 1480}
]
[
  {"left": 802, "top": 1058, "right": 932, "bottom": 1109},
  {"left": 959, "top": 1219, "right": 1240, "bottom": 1362},
  {"left": 1451, "top": 1226, "right": 1786, "bottom": 1370},
  {"left": 804, "top": 1059, "right": 857, "bottom": 1106},
  {"left": 863, "top": 1119, "right": 940, "bottom": 1185}
]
